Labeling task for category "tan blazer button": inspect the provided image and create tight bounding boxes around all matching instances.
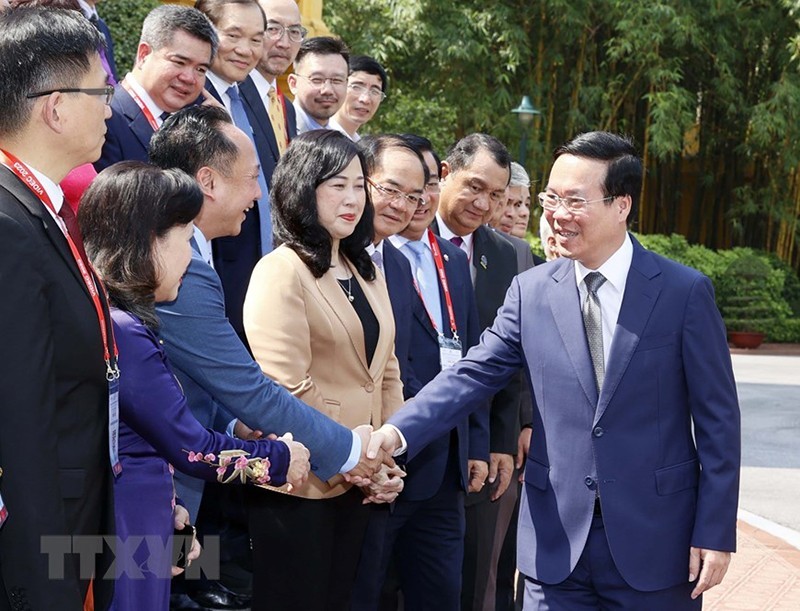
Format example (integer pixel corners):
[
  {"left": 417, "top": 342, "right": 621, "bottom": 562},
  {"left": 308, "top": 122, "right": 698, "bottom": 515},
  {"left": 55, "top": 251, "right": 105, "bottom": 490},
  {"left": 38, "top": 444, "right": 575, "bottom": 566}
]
[{"left": 364, "top": 382, "right": 375, "bottom": 392}]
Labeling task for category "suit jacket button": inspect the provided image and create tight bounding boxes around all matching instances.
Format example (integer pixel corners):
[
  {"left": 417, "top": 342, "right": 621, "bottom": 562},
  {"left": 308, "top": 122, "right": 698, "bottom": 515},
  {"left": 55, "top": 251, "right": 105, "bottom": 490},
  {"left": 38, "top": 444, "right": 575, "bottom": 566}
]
[
  {"left": 593, "top": 426, "right": 604, "bottom": 437},
  {"left": 584, "top": 476, "right": 596, "bottom": 489},
  {"left": 364, "top": 382, "right": 375, "bottom": 392}
]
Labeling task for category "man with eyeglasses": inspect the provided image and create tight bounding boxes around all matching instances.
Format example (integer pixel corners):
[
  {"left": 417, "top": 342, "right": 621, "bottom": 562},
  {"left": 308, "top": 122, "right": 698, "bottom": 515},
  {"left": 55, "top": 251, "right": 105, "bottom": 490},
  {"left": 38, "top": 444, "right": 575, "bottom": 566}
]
[
  {"left": 239, "top": 0, "right": 305, "bottom": 170},
  {"left": 331, "top": 55, "right": 388, "bottom": 142},
  {"left": 288, "top": 36, "right": 349, "bottom": 133},
  {"left": 353, "top": 134, "right": 489, "bottom": 611},
  {"left": 0, "top": 8, "right": 115, "bottom": 610},
  {"left": 368, "top": 131, "right": 740, "bottom": 611},
  {"left": 95, "top": 5, "right": 218, "bottom": 171}
]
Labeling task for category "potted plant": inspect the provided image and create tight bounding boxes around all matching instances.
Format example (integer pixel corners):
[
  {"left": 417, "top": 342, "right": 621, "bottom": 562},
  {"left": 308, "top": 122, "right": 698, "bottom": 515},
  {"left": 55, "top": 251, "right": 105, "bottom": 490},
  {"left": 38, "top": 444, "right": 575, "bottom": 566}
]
[{"left": 718, "top": 255, "right": 774, "bottom": 349}]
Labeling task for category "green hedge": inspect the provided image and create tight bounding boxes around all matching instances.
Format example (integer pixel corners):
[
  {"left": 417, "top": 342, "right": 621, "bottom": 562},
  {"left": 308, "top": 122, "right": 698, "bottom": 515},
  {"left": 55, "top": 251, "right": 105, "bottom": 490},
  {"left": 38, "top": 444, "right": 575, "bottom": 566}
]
[{"left": 102, "top": 0, "right": 161, "bottom": 77}]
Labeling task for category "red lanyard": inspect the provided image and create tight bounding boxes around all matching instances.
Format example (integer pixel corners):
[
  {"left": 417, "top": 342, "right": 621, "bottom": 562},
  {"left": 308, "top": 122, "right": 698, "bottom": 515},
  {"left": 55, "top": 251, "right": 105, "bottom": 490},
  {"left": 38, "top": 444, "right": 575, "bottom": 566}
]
[
  {"left": 0, "top": 150, "right": 119, "bottom": 378},
  {"left": 411, "top": 229, "right": 459, "bottom": 341},
  {"left": 122, "top": 77, "right": 159, "bottom": 130}
]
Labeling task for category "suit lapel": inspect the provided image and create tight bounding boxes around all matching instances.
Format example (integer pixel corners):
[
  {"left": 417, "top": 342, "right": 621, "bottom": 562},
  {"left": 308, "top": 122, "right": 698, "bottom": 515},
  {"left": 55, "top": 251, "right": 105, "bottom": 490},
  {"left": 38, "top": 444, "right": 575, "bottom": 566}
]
[
  {"left": 594, "top": 240, "right": 662, "bottom": 424},
  {"left": 357, "top": 267, "right": 395, "bottom": 379},
  {"left": 117, "top": 87, "right": 156, "bottom": 153},
  {"left": 316, "top": 266, "right": 370, "bottom": 374},
  {"left": 0, "top": 168, "right": 90, "bottom": 295},
  {"left": 240, "top": 76, "right": 281, "bottom": 163},
  {"left": 548, "top": 260, "right": 598, "bottom": 406}
]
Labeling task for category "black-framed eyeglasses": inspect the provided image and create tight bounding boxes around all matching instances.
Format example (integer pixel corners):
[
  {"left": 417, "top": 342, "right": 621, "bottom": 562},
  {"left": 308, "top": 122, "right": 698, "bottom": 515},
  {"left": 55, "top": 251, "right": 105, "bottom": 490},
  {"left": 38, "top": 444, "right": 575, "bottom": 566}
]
[
  {"left": 266, "top": 21, "right": 308, "bottom": 43},
  {"left": 537, "top": 192, "right": 615, "bottom": 214},
  {"left": 293, "top": 74, "right": 347, "bottom": 88},
  {"left": 26, "top": 86, "right": 115, "bottom": 105},
  {"left": 367, "top": 177, "right": 425, "bottom": 208},
  {"left": 347, "top": 82, "right": 386, "bottom": 101}
]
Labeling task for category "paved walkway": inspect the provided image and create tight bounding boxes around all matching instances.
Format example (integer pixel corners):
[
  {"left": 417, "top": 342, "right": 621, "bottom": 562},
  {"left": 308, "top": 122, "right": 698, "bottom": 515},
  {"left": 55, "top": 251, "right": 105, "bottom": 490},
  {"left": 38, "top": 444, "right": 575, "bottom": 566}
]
[{"left": 704, "top": 347, "right": 800, "bottom": 609}]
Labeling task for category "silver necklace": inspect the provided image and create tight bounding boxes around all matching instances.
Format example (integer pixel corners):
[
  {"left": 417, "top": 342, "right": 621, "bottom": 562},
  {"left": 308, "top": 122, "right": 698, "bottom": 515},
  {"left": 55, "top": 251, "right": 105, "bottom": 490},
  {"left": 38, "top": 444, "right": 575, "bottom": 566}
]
[{"left": 340, "top": 276, "right": 354, "bottom": 302}]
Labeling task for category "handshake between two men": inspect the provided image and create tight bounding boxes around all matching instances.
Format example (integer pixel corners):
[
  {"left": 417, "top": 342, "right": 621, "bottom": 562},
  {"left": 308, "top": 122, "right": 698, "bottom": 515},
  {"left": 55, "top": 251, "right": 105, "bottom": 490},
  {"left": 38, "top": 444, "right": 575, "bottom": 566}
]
[{"left": 234, "top": 421, "right": 405, "bottom": 503}]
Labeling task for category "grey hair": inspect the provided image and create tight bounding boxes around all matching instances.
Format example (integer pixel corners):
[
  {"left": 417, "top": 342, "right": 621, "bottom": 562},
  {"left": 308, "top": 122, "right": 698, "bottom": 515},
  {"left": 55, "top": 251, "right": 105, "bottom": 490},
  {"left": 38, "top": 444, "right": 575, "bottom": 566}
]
[
  {"left": 509, "top": 161, "right": 530, "bottom": 188},
  {"left": 139, "top": 5, "right": 219, "bottom": 61}
]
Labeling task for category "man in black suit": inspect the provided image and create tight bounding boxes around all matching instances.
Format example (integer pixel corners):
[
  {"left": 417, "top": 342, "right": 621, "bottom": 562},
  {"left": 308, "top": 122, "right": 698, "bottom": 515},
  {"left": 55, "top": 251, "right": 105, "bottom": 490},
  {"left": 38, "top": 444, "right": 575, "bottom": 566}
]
[
  {"left": 0, "top": 8, "right": 114, "bottom": 610},
  {"left": 94, "top": 4, "right": 218, "bottom": 170},
  {"left": 432, "top": 133, "right": 521, "bottom": 610}
]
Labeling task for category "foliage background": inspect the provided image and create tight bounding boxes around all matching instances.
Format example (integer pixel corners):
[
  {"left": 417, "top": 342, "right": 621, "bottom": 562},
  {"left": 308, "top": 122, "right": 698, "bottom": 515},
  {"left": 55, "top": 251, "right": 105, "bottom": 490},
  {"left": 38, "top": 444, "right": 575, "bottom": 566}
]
[{"left": 324, "top": 0, "right": 800, "bottom": 273}]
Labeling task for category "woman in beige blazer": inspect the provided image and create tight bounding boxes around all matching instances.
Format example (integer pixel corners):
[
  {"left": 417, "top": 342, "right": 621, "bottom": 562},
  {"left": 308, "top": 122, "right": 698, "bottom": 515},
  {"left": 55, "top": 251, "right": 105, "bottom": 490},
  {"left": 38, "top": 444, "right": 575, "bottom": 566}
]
[{"left": 243, "top": 130, "right": 404, "bottom": 611}]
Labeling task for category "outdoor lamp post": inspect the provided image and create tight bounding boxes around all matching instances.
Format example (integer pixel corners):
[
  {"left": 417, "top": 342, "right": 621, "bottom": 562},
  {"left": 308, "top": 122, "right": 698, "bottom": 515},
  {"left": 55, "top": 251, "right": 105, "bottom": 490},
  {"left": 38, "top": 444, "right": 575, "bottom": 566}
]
[{"left": 511, "top": 95, "right": 540, "bottom": 167}]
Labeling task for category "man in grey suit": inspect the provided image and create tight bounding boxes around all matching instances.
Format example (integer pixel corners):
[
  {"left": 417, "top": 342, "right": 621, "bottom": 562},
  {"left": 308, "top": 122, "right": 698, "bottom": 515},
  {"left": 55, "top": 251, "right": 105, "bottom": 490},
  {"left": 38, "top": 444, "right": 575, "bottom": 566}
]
[{"left": 148, "top": 106, "right": 389, "bottom": 516}]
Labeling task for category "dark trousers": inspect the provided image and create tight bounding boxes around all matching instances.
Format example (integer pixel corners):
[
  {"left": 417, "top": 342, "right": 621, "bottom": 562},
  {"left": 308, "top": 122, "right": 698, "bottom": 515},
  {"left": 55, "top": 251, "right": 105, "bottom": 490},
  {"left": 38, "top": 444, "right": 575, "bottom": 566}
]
[
  {"left": 462, "top": 485, "right": 501, "bottom": 610},
  {"left": 353, "top": 449, "right": 465, "bottom": 611},
  {"left": 522, "top": 513, "right": 702, "bottom": 610},
  {"left": 247, "top": 486, "right": 370, "bottom": 611}
]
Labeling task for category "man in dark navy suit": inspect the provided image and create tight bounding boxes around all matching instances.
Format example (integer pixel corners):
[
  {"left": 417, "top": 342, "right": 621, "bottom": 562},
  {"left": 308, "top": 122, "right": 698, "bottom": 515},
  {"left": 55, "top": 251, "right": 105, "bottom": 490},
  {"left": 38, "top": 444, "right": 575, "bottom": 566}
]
[
  {"left": 95, "top": 5, "right": 217, "bottom": 171},
  {"left": 78, "top": 0, "right": 118, "bottom": 83},
  {"left": 353, "top": 135, "right": 490, "bottom": 611}
]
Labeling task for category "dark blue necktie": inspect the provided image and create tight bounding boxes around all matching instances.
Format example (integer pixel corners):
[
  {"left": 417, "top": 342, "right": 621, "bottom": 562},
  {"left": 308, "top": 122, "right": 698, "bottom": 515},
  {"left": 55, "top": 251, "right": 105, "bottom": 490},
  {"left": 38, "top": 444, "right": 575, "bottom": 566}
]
[{"left": 226, "top": 84, "right": 272, "bottom": 254}]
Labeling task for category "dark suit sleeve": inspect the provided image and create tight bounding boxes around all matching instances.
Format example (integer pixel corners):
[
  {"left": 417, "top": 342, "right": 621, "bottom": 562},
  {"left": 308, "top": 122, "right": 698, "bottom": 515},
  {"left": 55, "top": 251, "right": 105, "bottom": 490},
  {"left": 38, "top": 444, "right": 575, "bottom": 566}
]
[
  {"left": 94, "top": 109, "right": 125, "bottom": 172},
  {"left": 390, "top": 277, "right": 526, "bottom": 460},
  {"left": 113, "top": 313, "right": 291, "bottom": 485},
  {"left": 0, "top": 211, "right": 85, "bottom": 609},
  {"left": 156, "top": 258, "right": 353, "bottom": 482},
  {"left": 465, "top": 282, "right": 490, "bottom": 462},
  {"left": 682, "top": 275, "right": 741, "bottom": 552}
]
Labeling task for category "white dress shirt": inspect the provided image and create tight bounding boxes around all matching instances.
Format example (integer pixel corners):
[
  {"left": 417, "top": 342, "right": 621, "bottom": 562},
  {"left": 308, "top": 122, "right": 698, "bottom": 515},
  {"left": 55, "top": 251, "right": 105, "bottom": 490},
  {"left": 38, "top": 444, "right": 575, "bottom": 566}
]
[
  {"left": 436, "top": 213, "right": 475, "bottom": 284},
  {"left": 205, "top": 71, "right": 236, "bottom": 116},
  {"left": 193, "top": 225, "right": 214, "bottom": 269},
  {"left": 574, "top": 233, "right": 633, "bottom": 365},
  {"left": 124, "top": 73, "right": 168, "bottom": 127}
]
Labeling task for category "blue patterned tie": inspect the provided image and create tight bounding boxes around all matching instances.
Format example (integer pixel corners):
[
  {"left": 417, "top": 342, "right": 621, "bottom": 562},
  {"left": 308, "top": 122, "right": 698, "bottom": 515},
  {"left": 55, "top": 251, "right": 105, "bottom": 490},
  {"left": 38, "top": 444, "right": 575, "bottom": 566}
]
[
  {"left": 404, "top": 240, "right": 443, "bottom": 332},
  {"left": 582, "top": 272, "right": 607, "bottom": 393},
  {"left": 226, "top": 85, "right": 272, "bottom": 254}
]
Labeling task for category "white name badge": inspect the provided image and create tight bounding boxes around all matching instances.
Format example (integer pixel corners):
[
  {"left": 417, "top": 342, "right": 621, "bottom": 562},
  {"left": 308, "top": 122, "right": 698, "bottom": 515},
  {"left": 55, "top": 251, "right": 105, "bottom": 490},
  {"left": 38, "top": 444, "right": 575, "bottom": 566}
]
[
  {"left": 109, "top": 378, "right": 122, "bottom": 476},
  {"left": 439, "top": 335, "right": 462, "bottom": 370}
]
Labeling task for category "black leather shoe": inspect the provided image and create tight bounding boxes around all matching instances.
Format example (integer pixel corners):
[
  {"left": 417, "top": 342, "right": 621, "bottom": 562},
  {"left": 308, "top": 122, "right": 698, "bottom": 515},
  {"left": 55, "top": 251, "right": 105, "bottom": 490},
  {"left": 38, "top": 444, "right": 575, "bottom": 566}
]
[
  {"left": 189, "top": 582, "right": 251, "bottom": 610},
  {"left": 170, "top": 593, "right": 211, "bottom": 611}
]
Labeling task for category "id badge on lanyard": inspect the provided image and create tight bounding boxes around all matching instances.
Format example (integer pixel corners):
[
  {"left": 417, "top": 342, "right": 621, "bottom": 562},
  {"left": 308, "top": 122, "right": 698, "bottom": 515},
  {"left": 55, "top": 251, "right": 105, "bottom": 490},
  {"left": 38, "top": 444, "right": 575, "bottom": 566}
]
[
  {"left": 438, "top": 335, "right": 462, "bottom": 370},
  {"left": 109, "top": 376, "right": 122, "bottom": 476}
]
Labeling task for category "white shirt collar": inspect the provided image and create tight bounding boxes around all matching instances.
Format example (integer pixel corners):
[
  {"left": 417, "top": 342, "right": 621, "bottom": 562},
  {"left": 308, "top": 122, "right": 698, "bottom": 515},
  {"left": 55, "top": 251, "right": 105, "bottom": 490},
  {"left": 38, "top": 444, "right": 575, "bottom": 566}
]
[
  {"left": 249, "top": 70, "right": 276, "bottom": 103},
  {"left": 125, "top": 73, "right": 168, "bottom": 126},
  {"left": 436, "top": 212, "right": 474, "bottom": 253},
  {"left": 329, "top": 118, "right": 359, "bottom": 141},
  {"left": 193, "top": 225, "right": 214, "bottom": 268},
  {"left": 206, "top": 72, "right": 236, "bottom": 115},
  {"left": 367, "top": 240, "right": 385, "bottom": 257},
  {"left": 388, "top": 234, "right": 411, "bottom": 250},
  {"left": 573, "top": 233, "right": 633, "bottom": 293}
]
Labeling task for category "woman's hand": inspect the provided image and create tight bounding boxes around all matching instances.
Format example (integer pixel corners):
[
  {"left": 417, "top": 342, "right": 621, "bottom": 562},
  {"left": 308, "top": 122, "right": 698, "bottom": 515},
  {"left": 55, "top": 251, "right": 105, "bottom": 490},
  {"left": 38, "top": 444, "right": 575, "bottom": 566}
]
[
  {"left": 171, "top": 505, "right": 201, "bottom": 576},
  {"left": 278, "top": 432, "right": 311, "bottom": 492}
]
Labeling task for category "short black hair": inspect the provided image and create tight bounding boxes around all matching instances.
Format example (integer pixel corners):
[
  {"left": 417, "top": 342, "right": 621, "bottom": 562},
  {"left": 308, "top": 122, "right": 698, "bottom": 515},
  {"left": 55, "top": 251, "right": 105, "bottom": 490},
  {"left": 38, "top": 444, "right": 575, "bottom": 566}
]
[
  {"left": 141, "top": 4, "right": 219, "bottom": 61},
  {"left": 348, "top": 55, "right": 388, "bottom": 93},
  {"left": 553, "top": 131, "right": 642, "bottom": 223},
  {"left": 359, "top": 134, "right": 430, "bottom": 185},
  {"left": 0, "top": 7, "right": 103, "bottom": 136},
  {"left": 149, "top": 105, "right": 237, "bottom": 177},
  {"left": 271, "top": 130, "right": 375, "bottom": 280},
  {"left": 80, "top": 161, "right": 203, "bottom": 329},
  {"left": 295, "top": 36, "right": 349, "bottom": 69},
  {"left": 399, "top": 133, "right": 441, "bottom": 179},
  {"left": 445, "top": 133, "right": 512, "bottom": 186}
]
